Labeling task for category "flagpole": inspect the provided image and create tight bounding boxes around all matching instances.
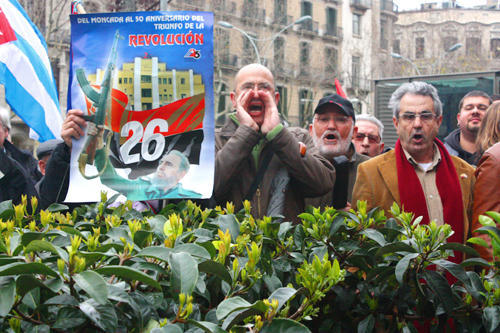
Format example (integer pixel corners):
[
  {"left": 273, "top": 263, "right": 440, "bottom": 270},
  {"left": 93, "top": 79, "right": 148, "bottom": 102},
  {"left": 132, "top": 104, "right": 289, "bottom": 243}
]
[{"left": 72, "top": 0, "right": 86, "bottom": 14}]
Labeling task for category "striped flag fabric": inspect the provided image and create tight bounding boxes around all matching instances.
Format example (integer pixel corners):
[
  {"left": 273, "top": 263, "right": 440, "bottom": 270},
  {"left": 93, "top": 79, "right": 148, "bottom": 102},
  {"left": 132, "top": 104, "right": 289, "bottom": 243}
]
[{"left": 0, "top": 0, "right": 62, "bottom": 142}]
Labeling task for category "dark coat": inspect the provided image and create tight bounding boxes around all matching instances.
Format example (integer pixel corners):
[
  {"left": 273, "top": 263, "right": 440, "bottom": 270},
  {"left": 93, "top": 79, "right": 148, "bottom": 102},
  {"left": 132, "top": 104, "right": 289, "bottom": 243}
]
[
  {"left": 214, "top": 118, "right": 335, "bottom": 223},
  {"left": 0, "top": 142, "right": 39, "bottom": 205},
  {"left": 444, "top": 128, "right": 477, "bottom": 166}
]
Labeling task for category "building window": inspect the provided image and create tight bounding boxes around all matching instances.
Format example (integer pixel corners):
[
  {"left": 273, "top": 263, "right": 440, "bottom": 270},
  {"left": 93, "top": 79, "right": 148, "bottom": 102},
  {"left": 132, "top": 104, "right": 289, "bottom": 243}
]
[
  {"left": 181, "top": 94, "right": 186, "bottom": 98},
  {"left": 352, "top": 14, "right": 361, "bottom": 36},
  {"left": 243, "top": 0, "right": 257, "bottom": 17},
  {"left": 274, "top": 36, "right": 285, "bottom": 70},
  {"left": 301, "top": 1, "right": 313, "bottom": 31},
  {"left": 492, "top": 38, "right": 500, "bottom": 58},
  {"left": 123, "top": 78, "right": 127, "bottom": 84},
  {"left": 142, "top": 88, "right": 152, "bottom": 97},
  {"left": 380, "top": 18, "right": 388, "bottom": 49},
  {"left": 415, "top": 37, "right": 425, "bottom": 59},
  {"left": 274, "top": 0, "right": 287, "bottom": 25},
  {"left": 299, "top": 89, "right": 313, "bottom": 126},
  {"left": 325, "top": 47, "right": 338, "bottom": 75},
  {"left": 168, "top": 78, "right": 172, "bottom": 84},
  {"left": 442, "top": 36, "right": 458, "bottom": 51},
  {"left": 393, "top": 39, "right": 400, "bottom": 55},
  {"left": 141, "top": 75, "right": 151, "bottom": 83},
  {"left": 181, "top": 78, "right": 186, "bottom": 84},
  {"left": 216, "top": 27, "right": 230, "bottom": 65},
  {"left": 466, "top": 37, "right": 481, "bottom": 57},
  {"left": 326, "top": 7, "right": 337, "bottom": 36},
  {"left": 163, "top": 78, "right": 167, "bottom": 84},
  {"left": 352, "top": 56, "right": 360, "bottom": 88},
  {"left": 277, "top": 85, "right": 288, "bottom": 118},
  {"left": 119, "top": 78, "right": 122, "bottom": 84},
  {"left": 299, "top": 41, "right": 310, "bottom": 75}
]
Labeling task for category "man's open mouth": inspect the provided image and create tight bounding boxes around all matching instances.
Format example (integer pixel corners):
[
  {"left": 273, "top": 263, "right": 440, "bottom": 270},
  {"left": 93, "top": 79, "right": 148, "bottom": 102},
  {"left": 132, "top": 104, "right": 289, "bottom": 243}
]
[
  {"left": 248, "top": 100, "right": 264, "bottom": 114},
  {"left": 323, "top": 132, "right": 338, "bottom": 144},
  {"left": 411, "top": 133, "right": 424, "bottom": 143}
]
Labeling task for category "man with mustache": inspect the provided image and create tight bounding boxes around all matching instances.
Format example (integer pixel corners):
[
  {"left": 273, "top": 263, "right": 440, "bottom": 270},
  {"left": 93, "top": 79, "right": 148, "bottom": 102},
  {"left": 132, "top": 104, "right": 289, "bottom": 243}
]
[
  {"left": 214, "top": 64, "right": 335, "bottom": 223},
  {"left": 444, "top": 90, "right": 492, "bottom": 165},
  {"left": 352, "top": 82, "right": 475, "bottom": 251},
  {"left": 306, "top": 94, "right": 369, "bottom": 210}
]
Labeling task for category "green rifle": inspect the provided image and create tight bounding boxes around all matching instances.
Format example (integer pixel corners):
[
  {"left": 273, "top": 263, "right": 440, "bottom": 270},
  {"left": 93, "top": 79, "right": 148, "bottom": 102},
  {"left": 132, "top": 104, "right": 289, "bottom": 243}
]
[{"left": 76, "top": 30, "right": 122, "bottom": 179}]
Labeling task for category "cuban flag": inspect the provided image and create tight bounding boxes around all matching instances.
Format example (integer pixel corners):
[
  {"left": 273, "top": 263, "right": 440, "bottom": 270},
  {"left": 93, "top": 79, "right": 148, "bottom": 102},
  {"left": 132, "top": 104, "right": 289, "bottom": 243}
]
[{"left": 0, "top": 0, "right": 62, "bottom": 141}]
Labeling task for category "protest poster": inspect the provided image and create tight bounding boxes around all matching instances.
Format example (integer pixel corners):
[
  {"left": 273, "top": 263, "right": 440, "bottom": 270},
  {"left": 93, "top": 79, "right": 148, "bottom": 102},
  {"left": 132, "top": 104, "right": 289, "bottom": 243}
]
[{"left": 66, "top": 11, "right": 214, "bottom": 202}]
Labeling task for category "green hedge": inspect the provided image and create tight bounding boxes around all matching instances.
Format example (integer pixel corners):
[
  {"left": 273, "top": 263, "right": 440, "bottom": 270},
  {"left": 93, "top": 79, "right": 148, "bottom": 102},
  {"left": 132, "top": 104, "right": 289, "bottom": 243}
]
[{"left": 0, "top": 195, "right": 498, "bottom": 332}]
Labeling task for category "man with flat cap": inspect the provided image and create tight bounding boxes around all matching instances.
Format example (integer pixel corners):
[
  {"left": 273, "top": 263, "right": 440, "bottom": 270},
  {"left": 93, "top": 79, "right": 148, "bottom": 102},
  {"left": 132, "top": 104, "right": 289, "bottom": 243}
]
[{"left": 307, "top": 94, "right": 369, "bottom": 210}]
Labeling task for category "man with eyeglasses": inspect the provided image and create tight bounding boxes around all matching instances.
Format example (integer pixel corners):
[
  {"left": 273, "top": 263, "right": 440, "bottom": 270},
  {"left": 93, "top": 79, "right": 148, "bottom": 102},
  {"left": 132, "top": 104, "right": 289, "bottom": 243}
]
[
  {"left": 444, "top": 91, "right": 492, "bottom": 165},
  {"left": 353, "top": 82, "right": 475, "bottom": 256},
  {"left": 306, "top": 94, "right": 369, "bottom": 210},
  {"left": 353, "top": 114, "right": 385, "bottom": 157},
  {"left": 214, "top": 64, "right": 335, "bottom": 223}
]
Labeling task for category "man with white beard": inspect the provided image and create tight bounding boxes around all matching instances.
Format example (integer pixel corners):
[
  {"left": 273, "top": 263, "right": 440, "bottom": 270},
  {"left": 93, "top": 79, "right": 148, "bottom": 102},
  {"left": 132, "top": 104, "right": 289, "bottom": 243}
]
[{"left": 306, "top": 94, "right": 369, "bottom": 210}]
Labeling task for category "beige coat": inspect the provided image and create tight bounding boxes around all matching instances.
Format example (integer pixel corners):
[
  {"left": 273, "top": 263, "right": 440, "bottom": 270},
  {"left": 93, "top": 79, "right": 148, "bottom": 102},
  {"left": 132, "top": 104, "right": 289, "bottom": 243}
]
[{"left": 352, "top": 149, "right": 475, "bottom": 242}]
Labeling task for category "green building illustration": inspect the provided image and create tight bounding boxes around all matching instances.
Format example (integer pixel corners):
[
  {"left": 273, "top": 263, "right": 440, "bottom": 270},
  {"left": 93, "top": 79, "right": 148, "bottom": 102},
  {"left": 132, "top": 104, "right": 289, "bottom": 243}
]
[{"left": 88, "top": 55, "right": 205, "bottom": 111}]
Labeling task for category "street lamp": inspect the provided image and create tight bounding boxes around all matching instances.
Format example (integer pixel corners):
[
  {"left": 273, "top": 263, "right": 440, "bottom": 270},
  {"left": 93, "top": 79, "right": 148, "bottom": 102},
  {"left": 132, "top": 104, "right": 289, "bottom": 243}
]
[
  {"left": 217, "top": 16, "right": 312, "bottom": 65},
  {"left": 218, "top": 21, "right": 261, "bottom": 64},
  {"left": 391, "top": 52, "right": 421, "bottom": 76},
  {"left": 432, "top": 42, "right": 463, "bottom": 73}
]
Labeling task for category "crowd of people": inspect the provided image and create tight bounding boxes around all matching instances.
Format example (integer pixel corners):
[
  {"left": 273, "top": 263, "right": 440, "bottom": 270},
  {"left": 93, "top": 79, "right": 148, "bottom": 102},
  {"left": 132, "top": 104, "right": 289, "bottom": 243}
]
[{"left": 0, "top": 63, "right": 498, "bottom": 261}]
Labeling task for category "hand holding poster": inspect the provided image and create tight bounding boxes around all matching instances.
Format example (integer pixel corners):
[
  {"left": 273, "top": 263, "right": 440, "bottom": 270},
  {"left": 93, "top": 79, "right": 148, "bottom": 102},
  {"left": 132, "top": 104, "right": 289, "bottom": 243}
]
[{"left": 66, "top": 11, "right": 214, "bottom": 202}]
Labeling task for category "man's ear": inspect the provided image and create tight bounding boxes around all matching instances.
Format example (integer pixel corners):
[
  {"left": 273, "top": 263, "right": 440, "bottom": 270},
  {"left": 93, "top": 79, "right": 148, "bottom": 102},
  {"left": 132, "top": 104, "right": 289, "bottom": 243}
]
[
  {"left": 379, "top": 142, "right": 385, "bottom": 154},
  {"left": 352, "top": 126, "right": 358, "bottom": 139},
  {"left": 274, "top": 91, "right": 280, "bottom": 106},
  {"left": 308, "top": 123, "right": 313, "bottom": 136},
  {"left": 230, "top": 91, "right": 237, "bottom": 109},
  {"left": 38, "top": 159, "right": 47, "bottom": 176}
]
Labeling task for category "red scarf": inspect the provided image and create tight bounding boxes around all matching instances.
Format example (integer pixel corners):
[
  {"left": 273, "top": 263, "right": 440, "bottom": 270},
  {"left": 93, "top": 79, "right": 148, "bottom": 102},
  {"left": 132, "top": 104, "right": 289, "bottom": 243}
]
[{"left": 395, "top": 139, "right": 464, "bottom": 262}]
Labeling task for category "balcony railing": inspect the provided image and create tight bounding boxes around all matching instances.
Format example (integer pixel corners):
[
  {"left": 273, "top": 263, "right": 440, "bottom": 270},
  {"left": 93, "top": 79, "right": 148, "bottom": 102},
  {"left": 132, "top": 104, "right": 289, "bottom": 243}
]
[
  {"left": 241, "top": 7, "right": 266, "bottom": 24},
  {"left": 380, "top": 0, "right": 397, "bottom": 12},
  {"left": 350, "top": 0, "right": 371, "bottom": 9},
  {"left": 297, "top": 20, "right": 319, "bottom": 34},
  {"left": 321, "top": 24, "right": 343, "bottom": 39},
  {"left": 273, "top": 14, "right": 292, "bottom": 26}
]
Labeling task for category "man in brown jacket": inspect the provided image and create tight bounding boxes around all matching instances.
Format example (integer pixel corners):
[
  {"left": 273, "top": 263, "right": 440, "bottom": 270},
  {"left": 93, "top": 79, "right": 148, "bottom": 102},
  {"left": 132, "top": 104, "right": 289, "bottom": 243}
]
[
  {"left": 214, "top": 64, "right": 335, "bottom": 223},
  {"left": 352, "top": 82, "right": 475, "bottom": 251}
]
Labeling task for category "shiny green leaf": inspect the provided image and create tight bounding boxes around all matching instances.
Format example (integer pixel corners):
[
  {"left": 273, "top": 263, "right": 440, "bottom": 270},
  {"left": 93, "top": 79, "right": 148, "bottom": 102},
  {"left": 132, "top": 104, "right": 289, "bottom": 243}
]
[
  {"left": 74, "top": 271, "right": 108, "bottom": 305},
  {"left": 79, "top": 298, "right": 117, "bottom": 331},
  {"left": 0, "top": 277, "right": 15, "bottom": 316},
  {"left": 0, "top": 262, "right": 58, "bottom": 277},
  {"left": 169, "top": 252, "right": 198, "bottom": 294},
  {"left": 395, "top": 253, "right": 419, "bottom": 284},
  {"left": 260, "top": 318, "right": 311, "bottom": 333},
  {"left": 198, "top": 260, "right": 232, "bottom": 284},
  {"left": 96, "top": 266, "right": 161, "bottom": 290}
]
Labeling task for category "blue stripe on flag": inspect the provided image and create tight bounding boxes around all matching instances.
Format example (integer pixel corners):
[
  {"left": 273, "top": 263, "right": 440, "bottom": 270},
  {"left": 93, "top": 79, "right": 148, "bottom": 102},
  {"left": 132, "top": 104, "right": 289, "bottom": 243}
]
[
  {"left": 0, "top": 64, "right": 57, "bottom": 141},
  {"left": 15, "top": 33, "right": 59, "bottom": 105}
]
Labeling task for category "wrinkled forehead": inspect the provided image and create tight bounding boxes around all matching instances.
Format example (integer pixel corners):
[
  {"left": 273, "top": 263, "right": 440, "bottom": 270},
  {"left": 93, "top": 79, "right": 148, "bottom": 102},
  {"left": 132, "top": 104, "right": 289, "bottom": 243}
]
[
  {"left": 160, "top": 153, "right": 182, "bottom": 167},
  {"left": 356, "top": 120, "right": 380, "bottom": 136},
  {"left": 235, "top": 66, "right": 275, "bottom": 90}
]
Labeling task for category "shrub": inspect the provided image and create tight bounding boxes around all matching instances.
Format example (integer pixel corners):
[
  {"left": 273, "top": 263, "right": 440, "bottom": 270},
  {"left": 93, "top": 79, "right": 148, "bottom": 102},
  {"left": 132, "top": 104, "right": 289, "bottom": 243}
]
[{"left": 0, "top": 195, "right": 497, "bottom": 332}]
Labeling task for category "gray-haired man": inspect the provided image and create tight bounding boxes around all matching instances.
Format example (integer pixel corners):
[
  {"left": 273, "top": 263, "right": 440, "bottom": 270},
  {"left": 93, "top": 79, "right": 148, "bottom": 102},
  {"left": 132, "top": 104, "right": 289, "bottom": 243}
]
[{"left": 353, "top": 114, "right": 385, "bottom": 157}]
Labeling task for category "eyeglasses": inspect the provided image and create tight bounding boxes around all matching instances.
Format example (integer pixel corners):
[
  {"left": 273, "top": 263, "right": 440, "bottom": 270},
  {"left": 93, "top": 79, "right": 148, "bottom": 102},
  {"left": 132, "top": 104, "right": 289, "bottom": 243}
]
[
  {"left": 315, "top": 115, "right": 350, "bottom": 125},
  {"left": 353, "top": 133, "right": 380, "bottom": 144},
  {"left": 399, "top": 112, "right": 436, "bottom": 123}
]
